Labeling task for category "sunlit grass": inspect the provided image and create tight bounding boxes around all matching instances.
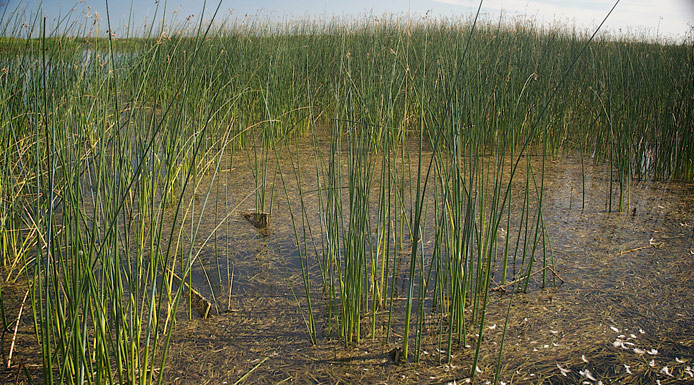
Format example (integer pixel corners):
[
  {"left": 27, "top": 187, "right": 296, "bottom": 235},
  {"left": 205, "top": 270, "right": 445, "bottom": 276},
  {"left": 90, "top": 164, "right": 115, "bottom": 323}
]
[{"left": 0, "top": 3, "right": 691, "bottom": 383}]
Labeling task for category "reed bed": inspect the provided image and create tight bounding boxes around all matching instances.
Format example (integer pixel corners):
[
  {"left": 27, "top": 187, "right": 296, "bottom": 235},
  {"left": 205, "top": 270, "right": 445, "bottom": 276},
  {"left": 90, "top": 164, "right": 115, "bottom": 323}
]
[{"left": 0, "top": 3, "right": 692, "bottom": 384}]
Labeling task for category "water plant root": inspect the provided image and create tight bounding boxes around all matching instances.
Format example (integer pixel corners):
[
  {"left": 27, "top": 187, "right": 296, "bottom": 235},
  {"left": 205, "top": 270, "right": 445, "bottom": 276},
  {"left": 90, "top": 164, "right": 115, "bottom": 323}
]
[
  {"left": 243, "top": 212, "right": 270, "bottom": 229},
  {"left": 166, "top": 268, "right": 213, "bottom": 318}
]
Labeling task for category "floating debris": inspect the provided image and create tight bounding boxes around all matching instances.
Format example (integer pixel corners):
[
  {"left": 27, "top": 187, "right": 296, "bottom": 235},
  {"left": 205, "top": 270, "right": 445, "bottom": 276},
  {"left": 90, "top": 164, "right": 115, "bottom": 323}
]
[
  {"left": 579, "top": 368, "right": 597, "bottom": 381},
  {"left": 556, "top": 364, "right": 571, "bottom": 376},
  {"left": 660, "top": 366, "right": 673, "bottom": 377}
]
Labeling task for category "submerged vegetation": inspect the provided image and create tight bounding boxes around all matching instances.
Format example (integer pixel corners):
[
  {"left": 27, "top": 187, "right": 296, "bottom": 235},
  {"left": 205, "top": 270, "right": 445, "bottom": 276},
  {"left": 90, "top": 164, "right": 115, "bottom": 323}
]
[{"left": 0, "top": 2, "right": 692, "bottom": 384}]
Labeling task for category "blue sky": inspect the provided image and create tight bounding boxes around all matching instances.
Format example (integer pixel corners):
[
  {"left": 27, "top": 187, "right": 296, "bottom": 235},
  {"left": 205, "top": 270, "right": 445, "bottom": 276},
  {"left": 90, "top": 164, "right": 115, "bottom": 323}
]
[{"left": 2, "top": 0, "right": 693, "bottom": 41}]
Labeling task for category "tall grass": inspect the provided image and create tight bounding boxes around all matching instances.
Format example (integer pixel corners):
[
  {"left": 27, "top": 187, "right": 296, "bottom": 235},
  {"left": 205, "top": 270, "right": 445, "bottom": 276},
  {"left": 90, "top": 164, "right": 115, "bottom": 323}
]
[
  {"left": 264, "top": 0, "right": 690, "bottom": 373},
  {"left": 0, "top": 2, "right": 243, "bottom": 383},
  {"left": 0, "top": 2, "right": 692, "bottom": 383}
]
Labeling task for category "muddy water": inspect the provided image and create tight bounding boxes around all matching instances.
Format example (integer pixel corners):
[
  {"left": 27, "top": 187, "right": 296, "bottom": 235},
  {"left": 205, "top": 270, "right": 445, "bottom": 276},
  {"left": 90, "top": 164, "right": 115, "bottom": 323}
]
[
  {"left": 479, "top": 157, "right": 694, "bottom": 384},
  {"left": 150, "top": 128, "right": 694, "bottom": 385},
  {"left": 0, "top": 138, "right": 689, "bottom": 384}
]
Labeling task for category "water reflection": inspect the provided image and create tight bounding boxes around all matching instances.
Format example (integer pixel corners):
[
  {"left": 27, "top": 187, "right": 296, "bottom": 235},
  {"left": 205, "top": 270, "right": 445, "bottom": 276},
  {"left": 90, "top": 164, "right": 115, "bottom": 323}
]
[{"left": 168, "top": 133, "right": 693, "bottom": 383}]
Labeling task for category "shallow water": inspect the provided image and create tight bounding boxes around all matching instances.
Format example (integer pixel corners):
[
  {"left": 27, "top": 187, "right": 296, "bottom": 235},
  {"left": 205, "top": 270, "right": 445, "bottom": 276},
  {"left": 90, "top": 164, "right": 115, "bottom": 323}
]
[
  {"left": 156, "top": 132, "right": 694, "bottom": 384},
  {"left": 4, "top": 131, "right": 691, "bottom": 384}
]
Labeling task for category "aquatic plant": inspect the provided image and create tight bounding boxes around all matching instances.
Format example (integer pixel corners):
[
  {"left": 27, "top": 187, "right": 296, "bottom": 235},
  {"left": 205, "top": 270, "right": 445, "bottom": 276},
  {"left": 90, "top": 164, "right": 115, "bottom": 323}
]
[{"left": 0, "top": 0, "right": 692, "bottom": 383}]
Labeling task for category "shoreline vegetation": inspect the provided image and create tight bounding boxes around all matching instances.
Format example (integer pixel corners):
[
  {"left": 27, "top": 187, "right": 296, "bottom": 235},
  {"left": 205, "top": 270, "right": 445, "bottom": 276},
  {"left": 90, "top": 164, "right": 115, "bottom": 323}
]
[{"left": 0, "top": 3, "right": 692, "bottom": 384}]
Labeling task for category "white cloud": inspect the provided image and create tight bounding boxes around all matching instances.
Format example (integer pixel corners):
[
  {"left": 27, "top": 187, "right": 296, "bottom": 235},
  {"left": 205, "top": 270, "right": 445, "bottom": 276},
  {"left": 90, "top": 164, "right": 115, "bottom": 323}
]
[{"left": 431, "top": 0, "right": 693, "bottom": 40}]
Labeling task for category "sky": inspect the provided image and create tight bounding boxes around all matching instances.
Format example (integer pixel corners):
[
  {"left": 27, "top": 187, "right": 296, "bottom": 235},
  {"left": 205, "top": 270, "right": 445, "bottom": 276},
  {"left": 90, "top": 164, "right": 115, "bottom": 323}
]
[{"left": 2, "top": 0, "right": 693, "bottom": 42}]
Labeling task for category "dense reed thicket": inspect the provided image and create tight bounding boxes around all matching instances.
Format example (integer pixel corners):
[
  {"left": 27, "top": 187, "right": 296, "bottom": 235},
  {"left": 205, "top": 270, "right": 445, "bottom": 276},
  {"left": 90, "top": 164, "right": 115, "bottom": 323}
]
[
  {"left": 0, "top": 7, "right": 692, "bottom": 384},
  {"left": 157, "top": 16, "right": 693, "bottom": 180}
]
